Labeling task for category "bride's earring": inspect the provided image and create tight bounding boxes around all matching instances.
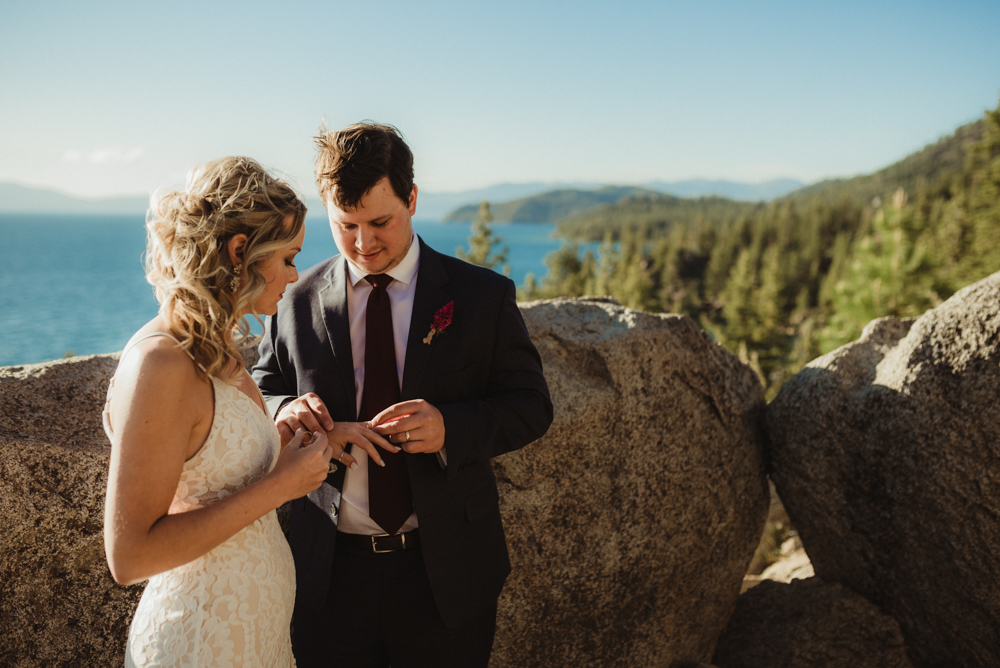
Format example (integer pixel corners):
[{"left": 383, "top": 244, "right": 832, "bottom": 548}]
[{"left": 230, "top": 263, "right": 242, "bottom": 293}]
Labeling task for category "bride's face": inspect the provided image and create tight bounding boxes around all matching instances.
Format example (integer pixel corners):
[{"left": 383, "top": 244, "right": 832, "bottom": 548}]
[{"left": 251, "top": 215, "right": 304, "bottom": 316}]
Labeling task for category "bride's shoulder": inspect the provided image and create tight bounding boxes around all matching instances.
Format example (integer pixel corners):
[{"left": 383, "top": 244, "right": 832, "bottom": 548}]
[
  {"left": 105, "top": 320, "right": 213, "bottom": 444},
  {"left": 116, "top": 320, "right": 209, "bottom": 396}
]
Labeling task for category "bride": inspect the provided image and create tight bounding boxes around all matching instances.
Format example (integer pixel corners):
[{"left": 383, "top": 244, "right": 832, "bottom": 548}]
[{"left": 103, "top": 157, "right": 393, "bottom": 666}]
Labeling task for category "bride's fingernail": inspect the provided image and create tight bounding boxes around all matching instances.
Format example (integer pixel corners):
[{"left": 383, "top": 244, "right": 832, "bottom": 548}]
[
  {"left": 350, "top": 462, "right": 359, "bottom": 471},
  {"left": 379, "top": 459, "right": 386, "bottom": 467}
]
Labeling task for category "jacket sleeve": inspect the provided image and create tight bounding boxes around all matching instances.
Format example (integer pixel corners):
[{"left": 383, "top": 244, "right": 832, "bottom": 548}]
[
  {"left": 435, "top": 279, "right": 553, "bottom": 480},
  {"left": 252, "top": 313, "right": 298, "bottom": 419}
]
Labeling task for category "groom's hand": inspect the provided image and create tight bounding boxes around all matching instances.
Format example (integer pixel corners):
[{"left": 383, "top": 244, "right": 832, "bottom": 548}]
[
  {"left": 370, "top": 399, "right": 445, "bottom": 454},
  {"left": 276, "top": 393, "right": 335, "bottom": 447}
]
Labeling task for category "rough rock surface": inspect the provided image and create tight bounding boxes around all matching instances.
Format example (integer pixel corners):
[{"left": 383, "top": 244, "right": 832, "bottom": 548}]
[
  {"left": 712, "top": 578, "right": 913, "bottom": 668},
  {"left": 766, "top": 270, "right": 1000, "bottom": 668},
  {"left": 0, "top": 353, "right": 141, "bottom": 667},
  {"left": 491, "top": 298, "right": 768, "bottom": 668},
  {"left": 1, "top": 297, "right": 767, "bottom": 667}
]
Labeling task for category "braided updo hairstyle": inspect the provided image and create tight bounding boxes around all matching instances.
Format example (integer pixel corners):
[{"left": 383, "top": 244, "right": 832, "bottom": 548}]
[{"left": 144, "top": 156, "right": 306, "bottom": 380}]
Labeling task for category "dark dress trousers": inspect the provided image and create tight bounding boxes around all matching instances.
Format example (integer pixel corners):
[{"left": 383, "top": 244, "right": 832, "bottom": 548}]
[{"left": 252, "top": 237, "right": 553, "bottom": 631}]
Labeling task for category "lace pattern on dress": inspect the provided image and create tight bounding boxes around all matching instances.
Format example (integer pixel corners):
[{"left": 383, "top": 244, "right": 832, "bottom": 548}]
[{"left": 103, "top": 334, "right": 295, "bottom": 667}]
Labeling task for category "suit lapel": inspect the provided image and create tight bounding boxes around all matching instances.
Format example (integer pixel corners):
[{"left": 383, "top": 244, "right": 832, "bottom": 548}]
[
  {"left": 317, "top": 256, "right": 357, "bottom": 415},
  {"left": 401, "top": 239, "right": 451, "bottom": 401}
]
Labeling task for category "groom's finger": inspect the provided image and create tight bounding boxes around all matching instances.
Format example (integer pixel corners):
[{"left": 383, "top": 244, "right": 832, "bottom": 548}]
[
  {"left": 378, "top": 412, "right": 432, "bottom": 439},
  {"left": 391, "top": 427, "right": 420, "bottom": 448},
  {"left": 277, "top": 422, "right": 296, "bottom": 448},
  {"left": 369, "top": 400, "right": 423, "bottom": 426},
  {"left": 377, "top": 416, "right": 417, "bottom": 437},
  {"left": 395, "top": 422, "right": 445, "bottom": 454},
  {"left": 399, "top": 437, "right": 436, "bottom": 454},
  {"left": 302, "top": 393, "right": 335, "bottom": 431},
  {"left": 290, "top": 408, "right": 324, "bottom": 434},
  {"left": 278, "top": 394, "right": 334, "bottom": 434},
  {"left": 371, "top": 399, "right": 445, "bottom": 453}
]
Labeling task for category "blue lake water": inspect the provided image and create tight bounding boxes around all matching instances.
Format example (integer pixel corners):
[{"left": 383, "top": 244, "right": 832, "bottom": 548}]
[{"left": 0, "top": 214, "right": 585, "bottom": 366}]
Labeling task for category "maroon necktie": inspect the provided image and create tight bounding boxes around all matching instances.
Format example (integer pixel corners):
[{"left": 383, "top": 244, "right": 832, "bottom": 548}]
[{"left": 359, "top": 275, "right": 412, "bottom": 535}]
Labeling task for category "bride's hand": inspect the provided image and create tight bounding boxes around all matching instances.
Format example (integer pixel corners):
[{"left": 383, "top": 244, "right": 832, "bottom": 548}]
[
  {"left": 324, "top": 422, "right": 398, "bottom": 470},
  {"left": 267, "top": 428, "right": 333, "bottom": 502}
]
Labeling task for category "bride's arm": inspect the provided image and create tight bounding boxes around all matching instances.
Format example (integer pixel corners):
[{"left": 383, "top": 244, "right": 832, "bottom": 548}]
[{"left": 103, "top": 342, "right": 331, "bottom": 586}]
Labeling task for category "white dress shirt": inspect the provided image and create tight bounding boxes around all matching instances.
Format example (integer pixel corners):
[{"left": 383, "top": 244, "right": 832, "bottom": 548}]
[{"left": 338, "top": 237, "right": 421, "bottom": 535}]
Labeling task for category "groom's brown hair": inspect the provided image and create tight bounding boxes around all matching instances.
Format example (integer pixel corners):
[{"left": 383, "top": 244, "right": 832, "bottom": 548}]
[{"left": 314, "top": 121, "right": 414, "bottom": 210}]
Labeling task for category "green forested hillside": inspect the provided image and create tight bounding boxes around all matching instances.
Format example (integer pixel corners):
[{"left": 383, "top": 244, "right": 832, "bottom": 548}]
[
  {"left": 442, "top": 186, "right": 654, "bottom": 222},
  {"left": 555, "top": 194, "right": 761, "bottom": 240},
  {"left": 554, "top": 118, "right": 986, "bottom": 243},
  {"left": 789, "top": 118, "right": 986, "bottom": 208},
  {"left": 520, "top": 101, "right": 1000, "bottom": 400}
]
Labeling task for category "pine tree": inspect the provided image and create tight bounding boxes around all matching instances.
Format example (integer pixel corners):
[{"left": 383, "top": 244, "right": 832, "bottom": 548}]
[
  {"left": 537, "top": 243, "right": 588, "bottom": 297},
  {"left": 940, "top": 103, "right": 1000, "bottom": 288},
  {"left": 820, "top": 188, "right": 938, "bottom": 352},
  {"left": 519, "top": 273, "right": 539, "bottom": 301},
  {"left": 456, "top": 202, "right": 510, "bottom": 275},
  {"left": 591, "top": 232, "right": 617, "bottom": 297},
  {"left": 609, "top": 226, "right": 655, "bottom": 310},
  {"left": 719, "top": 246, "right": 759, "bottom": 345}
]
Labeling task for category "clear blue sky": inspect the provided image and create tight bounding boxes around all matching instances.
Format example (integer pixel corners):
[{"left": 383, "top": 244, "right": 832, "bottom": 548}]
[{"left": 1, "top": 0, "right": 998, "bottom": 198}]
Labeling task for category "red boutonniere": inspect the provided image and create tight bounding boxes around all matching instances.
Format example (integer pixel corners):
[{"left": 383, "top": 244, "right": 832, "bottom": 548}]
[{"left": 423, "top": 301, "right": 454, "bottom": 344}]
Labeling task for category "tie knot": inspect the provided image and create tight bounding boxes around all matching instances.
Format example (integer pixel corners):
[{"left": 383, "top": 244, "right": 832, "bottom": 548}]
[{"left": 365, "top": 274, "right": 393, "bottom": 291}]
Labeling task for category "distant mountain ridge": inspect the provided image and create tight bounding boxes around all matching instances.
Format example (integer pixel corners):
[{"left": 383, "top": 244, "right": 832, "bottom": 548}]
[
  {"left": 443, "top": 186, "right": 658, "bottom": 223},
  {"left": 0, "top": 181, "right": 599, "bottom": 218},
  {"left": 440, "top": 179, "right": 805, "bottom": 222},
  {"left": 416, "top": 182, "right": 606, "bottom": 220},
  {"left": 556, "top": 194, "right": 764, "bottom": 240},
  {"left": 550, "top": 119, "right": 988, "bottom": 241},
  {"left": 647, "top": 178, "right": 804, "bottom": 202},
  {"left": 0, "top": 178, "right": 805, "bottom": 219},
  {"left": 0, "top": 183, "right": 151, "bottom": 215}
]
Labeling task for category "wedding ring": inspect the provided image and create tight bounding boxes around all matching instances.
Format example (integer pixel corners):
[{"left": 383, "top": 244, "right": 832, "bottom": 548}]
[
  {"left": 337, "top": 450, "right": 345, "bottom": 461},
  {"left": 404, "top": 431, "right": 410, "bottom": 442}
]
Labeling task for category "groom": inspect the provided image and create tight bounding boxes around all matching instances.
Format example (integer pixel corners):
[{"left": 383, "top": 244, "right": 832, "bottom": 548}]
[{"left": 253, "top": 122, "right": 552, "bottom": 667}]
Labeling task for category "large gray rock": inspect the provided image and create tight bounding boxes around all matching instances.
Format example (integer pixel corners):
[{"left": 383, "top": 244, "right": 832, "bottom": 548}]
[
  {"left": 766, "top": 271, "right": 1000, "bottom": 668},
  {"left": 1, "top": 297, "right": 768, "bottom": 667},
  {"left": 713, "top": 578, "right": 913, "bottom": 668},
  {"left": 492, "top": 298, "right": 768, "bottom": 667},
  {"left": 0, "top": 354, "right": 141, "bottom": 667}
]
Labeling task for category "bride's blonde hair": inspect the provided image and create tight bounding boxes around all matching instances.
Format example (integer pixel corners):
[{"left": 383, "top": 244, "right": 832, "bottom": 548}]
[{"left": 144, "top": 156, "right": 306, "bottom": 380}]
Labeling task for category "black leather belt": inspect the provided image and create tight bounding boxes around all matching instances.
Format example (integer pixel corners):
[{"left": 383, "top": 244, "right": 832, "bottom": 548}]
[{"left": 336, "top": 530, "right": 420, "bottom": 553}]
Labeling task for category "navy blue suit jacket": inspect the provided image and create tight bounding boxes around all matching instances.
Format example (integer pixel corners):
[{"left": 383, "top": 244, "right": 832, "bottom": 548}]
[{"left": 252, "top": 237, "right": 552, "bottom": 627}]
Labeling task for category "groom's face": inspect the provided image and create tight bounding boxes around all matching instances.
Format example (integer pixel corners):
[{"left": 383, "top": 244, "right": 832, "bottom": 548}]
[{"left": 326, "top": 177, "right": 417, "bottom": 275}]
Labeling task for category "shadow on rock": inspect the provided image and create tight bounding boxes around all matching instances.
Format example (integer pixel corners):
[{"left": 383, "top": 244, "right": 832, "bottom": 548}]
[{"left": 765, "top": 271, "right": 1000, "bottom": 667}]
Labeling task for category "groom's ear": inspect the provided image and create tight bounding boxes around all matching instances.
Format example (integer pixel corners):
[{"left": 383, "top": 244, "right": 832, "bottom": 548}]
[
  {"left": 407, "top": 184, "right": 418, "bottom": 216},
  {"left": 227, "top": 234, "right": 248, "bottom": 266}
]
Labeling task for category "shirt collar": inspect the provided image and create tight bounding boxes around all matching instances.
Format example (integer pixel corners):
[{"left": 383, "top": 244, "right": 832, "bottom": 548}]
[{"left": 346, "top": 233, "right": 421, "bottom": 287}]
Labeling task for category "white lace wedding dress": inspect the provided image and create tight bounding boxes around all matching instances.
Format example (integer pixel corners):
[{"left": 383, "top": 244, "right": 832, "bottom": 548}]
[{"left": 104, "top": 333, "right": 296, "bottom": 667}]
